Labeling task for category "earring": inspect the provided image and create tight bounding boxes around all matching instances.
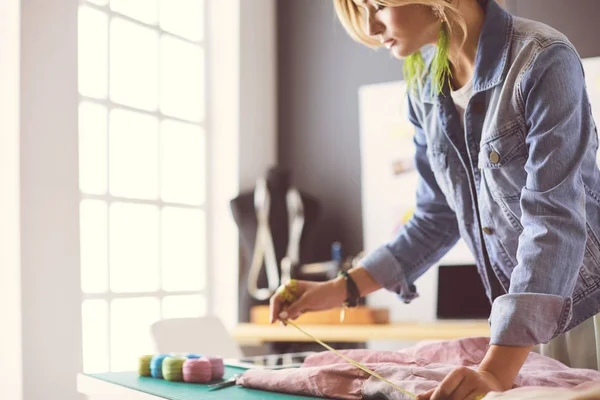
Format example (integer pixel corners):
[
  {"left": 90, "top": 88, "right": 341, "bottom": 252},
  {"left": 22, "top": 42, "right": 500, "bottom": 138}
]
[{"left": 431, "top": 22, "right": 452, "bottom": 95}]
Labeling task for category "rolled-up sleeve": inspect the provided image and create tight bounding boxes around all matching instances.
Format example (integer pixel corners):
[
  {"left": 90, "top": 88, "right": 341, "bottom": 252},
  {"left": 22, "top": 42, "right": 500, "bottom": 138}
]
[
  {"left": 489, "top": 44, "right": 591, "bottom": 346},
  {"left": 361, "top": 96, "right": 461, "bottom": 303}
]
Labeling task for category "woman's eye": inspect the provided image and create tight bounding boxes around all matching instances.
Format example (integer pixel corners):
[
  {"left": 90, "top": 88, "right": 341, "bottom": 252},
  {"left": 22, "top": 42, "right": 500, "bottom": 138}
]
[{"left": 374, "top": 4, "right": 386, "bottom": 12}]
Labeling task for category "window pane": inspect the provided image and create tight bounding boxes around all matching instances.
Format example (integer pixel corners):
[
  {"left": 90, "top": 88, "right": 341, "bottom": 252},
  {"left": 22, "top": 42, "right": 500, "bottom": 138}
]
[
  {"left": 79, "top": 102, "right": 108, "bottom": 194},
  {"left": 110, "top": 18, "right": 158, "bottom": 110},
  {"left": 110, "top": 203, "right": 159, "bottom": 292},
  {"left": 162, "top": 295, "right": 206, "bottom": 319},
  {"left": 110, "top": 298, "right": 160, "bottom": 372},
  {"left": 110, "top": 0, "right": 158, "bottom": 24},
  {"left": 109, "top": 109, "right": 159, "bottom": 199},
  {"left": 80, "top": 200, "right": 108, "bottom": 293},
  {"left": 78, "top": 6, "right": 108, "bottom": 99},
  {"left": 161, "top": 207, "right": 205, "bottom": 291},
  {"left": 160, "top": 35, "right": 204, "bottom": 122},
  {"left": 160, "top": 120, "right": 205, "bottom": 205},
  {"left": 82, "top": 300, "right": 109, "bottom": 373},
  {"left": 159, "top": 0, "right": 204, "bottom": 42}
]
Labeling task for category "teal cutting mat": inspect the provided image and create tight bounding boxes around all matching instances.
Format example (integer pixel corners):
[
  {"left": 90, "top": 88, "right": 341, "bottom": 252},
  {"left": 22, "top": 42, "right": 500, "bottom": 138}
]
[{"left": 88, "top": 367, "right": 319, "bottom": 400}]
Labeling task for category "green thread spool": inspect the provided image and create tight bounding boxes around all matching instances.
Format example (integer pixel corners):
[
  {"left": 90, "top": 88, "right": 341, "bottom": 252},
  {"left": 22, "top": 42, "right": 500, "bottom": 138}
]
[
  {"left": 138, "top": 354, "right": 153, "bottom": 377},
  {"left": 162, "top": 356, "right": 187, "bottom": 382}
]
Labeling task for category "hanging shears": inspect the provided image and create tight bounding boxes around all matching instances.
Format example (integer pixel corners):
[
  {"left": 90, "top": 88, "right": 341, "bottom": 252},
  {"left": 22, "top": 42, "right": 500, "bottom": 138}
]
[
  {"left": 247, "top": 179, "right": 280, "bottom": 301},
  {"left": 247, "top": 179, "right": 304, "bottom": 301}
]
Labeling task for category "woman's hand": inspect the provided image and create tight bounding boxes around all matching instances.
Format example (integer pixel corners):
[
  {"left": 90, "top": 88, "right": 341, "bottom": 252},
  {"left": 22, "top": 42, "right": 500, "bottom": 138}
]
[
  {"left": 269, "top": 278, "right": 347, "bottom": 323},
  {"left": 416, "top": 368, "right": 504, "bottom": 400}
]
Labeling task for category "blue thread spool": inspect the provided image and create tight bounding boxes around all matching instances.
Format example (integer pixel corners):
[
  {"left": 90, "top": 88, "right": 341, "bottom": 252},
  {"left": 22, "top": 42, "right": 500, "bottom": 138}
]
[
  {"left": 186, "top": 354, "right": 202, "bottom": 359},
  {"left": 150, "top": 354, "right": 168, "bottom": 379}
]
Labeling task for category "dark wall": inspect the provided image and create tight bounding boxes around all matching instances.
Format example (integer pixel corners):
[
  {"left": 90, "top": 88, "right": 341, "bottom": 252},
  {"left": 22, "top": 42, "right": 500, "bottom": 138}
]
[
  {"left": 277, "top": 0, "right": 402, "bottom": 259},
  {"left": 506, "top": 0, "right": 600, "bottom": 58},
  {"left": 277, "top": 0, "right": 600, "bottom": 261}
]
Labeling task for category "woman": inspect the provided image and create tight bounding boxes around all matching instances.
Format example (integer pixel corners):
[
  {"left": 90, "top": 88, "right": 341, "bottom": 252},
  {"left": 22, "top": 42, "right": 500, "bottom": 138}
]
[{"left": 270, "top": 0, "right": 600, "bottom": 399}]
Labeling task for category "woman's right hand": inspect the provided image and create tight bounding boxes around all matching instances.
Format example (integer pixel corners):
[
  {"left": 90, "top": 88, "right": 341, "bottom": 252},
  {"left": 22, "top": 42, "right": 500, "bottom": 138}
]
[{"left": 269, "top": 278, "right": 347, "bottom": 324}]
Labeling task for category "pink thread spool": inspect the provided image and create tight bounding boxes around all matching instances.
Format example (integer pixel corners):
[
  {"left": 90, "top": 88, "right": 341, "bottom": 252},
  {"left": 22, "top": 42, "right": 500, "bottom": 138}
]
[
  {"left": 207, "top": 356, "right": 225, "bottom": 380},
  {"left": 182, "top": 358, "right": 212, "bottom": 383}
]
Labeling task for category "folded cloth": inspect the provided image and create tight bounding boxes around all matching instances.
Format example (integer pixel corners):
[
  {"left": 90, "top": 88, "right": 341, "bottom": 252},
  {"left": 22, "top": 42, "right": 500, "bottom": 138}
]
[{"left": 237, "top": 337, "right": 600, "bottom": 400}]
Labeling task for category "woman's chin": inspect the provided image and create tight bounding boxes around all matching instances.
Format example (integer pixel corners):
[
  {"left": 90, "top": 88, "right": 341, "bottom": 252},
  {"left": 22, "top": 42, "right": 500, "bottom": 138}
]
[{"left": 391, "top": 46, "right": 415, "bottom": 60}]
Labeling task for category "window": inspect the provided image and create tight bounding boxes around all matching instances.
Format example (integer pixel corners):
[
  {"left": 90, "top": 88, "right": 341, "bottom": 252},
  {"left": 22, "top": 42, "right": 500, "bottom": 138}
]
[{"left": 78, "top": 0, "right": 207, "bottom": 373}]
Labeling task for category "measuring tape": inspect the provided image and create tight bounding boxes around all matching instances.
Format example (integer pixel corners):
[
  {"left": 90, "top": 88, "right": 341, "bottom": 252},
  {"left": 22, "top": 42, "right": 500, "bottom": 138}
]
[
  {"left": 283, "top": 319, "right": 417, "bottom": 399},
  {"left": 279, "top": 281, "right": 486, "bottom": 400}
]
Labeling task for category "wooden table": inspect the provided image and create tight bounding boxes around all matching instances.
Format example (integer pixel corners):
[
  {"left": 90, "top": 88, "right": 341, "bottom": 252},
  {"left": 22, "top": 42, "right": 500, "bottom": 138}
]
[{"left": 231, "top": 320, "right": 490, "bottom": 345}]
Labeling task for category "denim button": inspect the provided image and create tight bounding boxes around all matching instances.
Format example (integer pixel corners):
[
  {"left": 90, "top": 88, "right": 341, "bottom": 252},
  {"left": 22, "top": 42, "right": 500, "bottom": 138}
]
[
  {"left": 489, "top": 151, "right": 500, "bottom": 164},
  {"left": 483, "top": 226, "right": 494, "bottom": 235}
]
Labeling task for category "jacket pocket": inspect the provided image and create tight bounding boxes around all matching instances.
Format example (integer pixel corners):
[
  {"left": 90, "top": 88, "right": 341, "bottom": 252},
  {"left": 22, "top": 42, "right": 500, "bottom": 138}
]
[
  {"left": 478, "top": 121, "right": 526, "bottom": 168},
  {"left": 477, "top": 124, "right": 527, "bottom": 198}
]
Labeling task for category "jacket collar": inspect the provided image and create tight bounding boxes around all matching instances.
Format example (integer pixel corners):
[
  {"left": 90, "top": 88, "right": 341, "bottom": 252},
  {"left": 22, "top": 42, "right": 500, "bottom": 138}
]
[{"left": 422, "top": 0, "right": 513, "bottom": 103}]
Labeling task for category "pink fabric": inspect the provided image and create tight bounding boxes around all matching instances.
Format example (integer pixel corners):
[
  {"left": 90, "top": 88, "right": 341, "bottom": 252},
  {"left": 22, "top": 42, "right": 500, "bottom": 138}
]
[
  {"left": 483, "top": 380, "right": 600, "bottom": 400},
  {"left": 237, "top": 337, "right": 600, "bottom": 399}
]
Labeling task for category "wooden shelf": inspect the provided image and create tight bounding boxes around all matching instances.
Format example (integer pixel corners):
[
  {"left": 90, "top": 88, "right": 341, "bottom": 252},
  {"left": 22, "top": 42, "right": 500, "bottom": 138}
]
[{"left": 231, "top": 320, "right": 490, "bottom": 345}]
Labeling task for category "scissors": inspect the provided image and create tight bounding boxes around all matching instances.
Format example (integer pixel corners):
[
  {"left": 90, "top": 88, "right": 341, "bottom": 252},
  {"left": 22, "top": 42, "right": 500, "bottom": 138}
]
[{"left": 207, "top": 374, "right": 241, "bottom": 391}]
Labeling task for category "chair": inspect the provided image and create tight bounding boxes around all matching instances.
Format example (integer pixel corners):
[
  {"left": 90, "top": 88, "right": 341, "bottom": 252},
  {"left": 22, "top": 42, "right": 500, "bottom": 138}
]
[{"left": 150, "top": 316, "right": 243, "bottom": 359}]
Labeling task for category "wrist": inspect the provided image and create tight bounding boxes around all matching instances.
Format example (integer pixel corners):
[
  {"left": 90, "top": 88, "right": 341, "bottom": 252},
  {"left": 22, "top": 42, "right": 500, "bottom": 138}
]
[
  {"left": 331, "top": 276, "right": 347, "bottom": 304},
  {"left": 477, "top": 370, "right": 506, "bottom": 392},
  {"left": 478, "top": 344, "right": 533, "bottom": 391}
]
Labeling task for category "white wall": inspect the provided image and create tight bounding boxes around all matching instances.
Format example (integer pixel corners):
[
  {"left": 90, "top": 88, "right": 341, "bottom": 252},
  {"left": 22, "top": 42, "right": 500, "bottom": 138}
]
[
  {"left": 0, "top": 0, "right": 23, "bottom": 398},
  {"left": 20, "top": 1, "right": 83, "bottom": 399},
  {"left": 208, "top": 0, "right": 277, "bottom": 328}
]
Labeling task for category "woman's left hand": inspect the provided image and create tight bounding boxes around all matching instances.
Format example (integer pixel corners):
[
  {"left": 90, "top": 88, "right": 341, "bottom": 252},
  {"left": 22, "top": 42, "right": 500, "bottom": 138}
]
[{"left": 416, "top": 367, "right": 504, "bottom": 400}]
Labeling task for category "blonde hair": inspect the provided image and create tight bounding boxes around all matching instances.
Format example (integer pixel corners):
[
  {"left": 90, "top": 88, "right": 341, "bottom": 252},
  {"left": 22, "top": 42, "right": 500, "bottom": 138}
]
[
  {"left": 333, "top": 0, "right": 469, "bottom": 50},
  {"left": 333, "top": 0, "right": 504, "bottom": 94}
]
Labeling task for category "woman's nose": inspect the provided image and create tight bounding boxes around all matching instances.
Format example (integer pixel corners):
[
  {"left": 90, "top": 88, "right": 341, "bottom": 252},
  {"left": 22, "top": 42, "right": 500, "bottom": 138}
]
[{"left": 366, "top": 16, "right": 384, "bottom": 37}]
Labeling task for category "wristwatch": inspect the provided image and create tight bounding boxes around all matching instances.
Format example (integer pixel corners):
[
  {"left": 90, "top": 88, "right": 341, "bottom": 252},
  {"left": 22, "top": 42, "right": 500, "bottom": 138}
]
[{"left": 339, "top": 270, "right": 360, "bottom": 308}]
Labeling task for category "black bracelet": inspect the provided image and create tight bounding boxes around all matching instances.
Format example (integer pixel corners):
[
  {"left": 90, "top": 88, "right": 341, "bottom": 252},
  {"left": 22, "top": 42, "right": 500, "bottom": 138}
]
[{"left": 339, "top": 270, "right": 360, "bottom": 308}]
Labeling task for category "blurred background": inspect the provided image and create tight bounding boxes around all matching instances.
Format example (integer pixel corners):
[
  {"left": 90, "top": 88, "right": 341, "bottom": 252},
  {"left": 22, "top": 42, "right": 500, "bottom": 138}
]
[{"left": 1, "top": 1, "right": 599, "bottom": 399}]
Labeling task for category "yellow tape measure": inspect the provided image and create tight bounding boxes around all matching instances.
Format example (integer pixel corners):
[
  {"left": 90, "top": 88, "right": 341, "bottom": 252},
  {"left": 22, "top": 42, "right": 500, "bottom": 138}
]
[{"left": 279, "top": 281, "right": 486, "bottom": 400}]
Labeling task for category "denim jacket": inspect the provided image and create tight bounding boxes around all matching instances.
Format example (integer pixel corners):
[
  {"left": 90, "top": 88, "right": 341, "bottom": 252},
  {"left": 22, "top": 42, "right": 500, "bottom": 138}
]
[{"left": 361, "top": 0, "right": 600, "bottom": 346}]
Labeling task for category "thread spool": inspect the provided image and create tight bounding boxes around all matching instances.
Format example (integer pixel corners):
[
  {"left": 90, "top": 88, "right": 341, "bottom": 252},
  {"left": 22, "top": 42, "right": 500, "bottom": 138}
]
[
  {"left": 163, "top": 357, "right": 187, "bottom": 382},
  {"left": 182, "top": 358, "right": 212, "bottom": 383},
  {"left": 207, "top": 356, "right": 225, "bottom": 380},
  {"left": 150, "top": 354, "right": 168, "bottom": 379},
  {"left": 138, "top": 355, "right": 153, "bottom": 377},
  {"left": 186, "top": 354, "right": 202, "bottom": 360}
]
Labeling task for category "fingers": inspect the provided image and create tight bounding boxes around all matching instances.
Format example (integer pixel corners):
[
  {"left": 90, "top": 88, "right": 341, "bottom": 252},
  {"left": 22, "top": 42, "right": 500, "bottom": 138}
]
[
  {"left": 284, "top": 300, "right": 306, "bottom": 321},
  {"left": 416, "top": 388, "right": 435, "bottom": 400},
  {"left": 269, "top": 280, "right": 301, "bottom": 324},
  {"left": 431, "top": 367, "right": 469, "bottom": 400},
  {"left": 269, "top": 291, "right": 286, "bottom": 324}
]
